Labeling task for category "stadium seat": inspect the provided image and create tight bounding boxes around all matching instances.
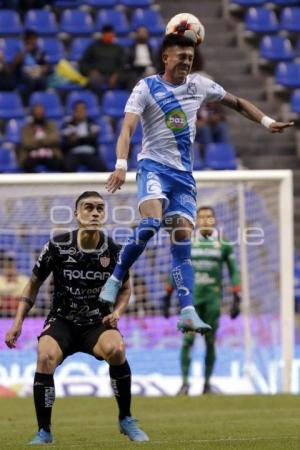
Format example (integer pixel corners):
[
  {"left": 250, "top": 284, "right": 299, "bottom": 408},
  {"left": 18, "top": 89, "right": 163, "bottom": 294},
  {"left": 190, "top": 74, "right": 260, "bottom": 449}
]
[
  {"left": 97, "top": 117, "right": 115, "bottom": 144},
  {"left": 60, "top": 10, "right": 94, "bottom": 36},
  {"left": 98, "top": 144, "right": 116, "bottom": 170},
  {"left": 296, "top": 37, "right": 300, "bottom": 57},
  {"left": 193, "top": 146, "right": 204, "bottom": 170},
  {"left": 259, "top": 36, "right": 294, "bottom": 62},
  {"left": 0, "top": 38, "right": 23, "bottom": 63},
  {"left": 231, "top": 0, "right": 266, "bottom": 6},
  {"left": 24, "top": 10, "right": 58, "bottom": 35},
  {"left": 95, "top": 10, "right": 129, "bottom": 35},
  {"left": 149, "top": 37, "right": 162, "bottom": 54},
  {"left": 85, "top": 0, "right": 117, "bottom": 6},
  {"left": 29, "top": 91, "right": 63, "bottom": 119},
  {"left": 66, "top": 90, "right": 100, "bottom": 118},
  {"left": 0, "top": 92, "right": 24, "bottom": 119},
  {"left": 274, "top": 0, "right": 300, "bottom": 7},
  {"left": 130, "top": 9, "right": 165, "bottom": 35},
  {"left": 101, "top": 90, "right": 129, "bottom": 118},
  {"left": 0, "top": 147, "right": 18, "bottom": 173},
  {"left": 38, "top": 38, "right": 65, "bottom": 65},
  {"left": 116, "top": 37, "right": 134, "bottom": 47},
  {"left": 279, "top": 7, "right": 300, "bottom": 33},
  {"left": 275, "top": 62, "right": 300, "bottom": 88},
  {"left": 5, "top": 118, "right": 26, "bottom": 144},
  {"left": 68, "top": 38, "right": 92, "bottom": 61},
  {"left": 120, "top": 0, "right": 153, "bottom": 7},
  {"left": 291, "top": 89, "right": 300, "bottom": 114},
  {"left": 53, "top": 0, "right": 81, "bottom": 7},
  {"left": 245, "top": 8, "right": 279, "bottom": 34},
  {"left": 0, "top": 10, "right": 23, "bottom": 36},
  {"left": 128, "top": 143, "right": 140, "bottom": 170},
  {"left": 204, "top": 143, "right": 237, "bottom": 170}
]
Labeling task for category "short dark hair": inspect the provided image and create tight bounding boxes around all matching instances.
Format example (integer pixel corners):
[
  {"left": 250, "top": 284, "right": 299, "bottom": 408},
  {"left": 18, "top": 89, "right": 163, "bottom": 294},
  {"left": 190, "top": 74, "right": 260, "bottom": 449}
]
[
  {"left": 102, "top": 24, "right": 114, "bottom": 33},
  {"left": 75, "top": 191, "right": 104, "bottom": 209},
  {"left": 197, "top": 206, "right": 215, "bottom": 216},
  {"left": 161, "top": 33, "right": 196, "bottom": 52},
  {"left": 24, "top": 29, "right": 38, "bottom": 40},
  {"left": 72, "top": 100, "right": 87, "bottom": 109}
]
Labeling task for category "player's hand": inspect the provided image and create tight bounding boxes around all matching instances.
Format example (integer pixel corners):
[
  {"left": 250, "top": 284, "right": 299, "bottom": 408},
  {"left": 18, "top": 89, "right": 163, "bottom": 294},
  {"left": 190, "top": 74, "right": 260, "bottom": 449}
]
[
  {"left": 105, "top": 169, "right": 126, "bottom": 193},
  {"left": 230, "top": 292, "right": 241, "bottom": 320},
  {"left": 103, "top": 310, "right": 120, "bottom": 328},
  {"left": 5, "top": 324, "right": 22, "bottom": 348},
  {"left": 269, "top": 121, "right": 294, "bottom": 133}
]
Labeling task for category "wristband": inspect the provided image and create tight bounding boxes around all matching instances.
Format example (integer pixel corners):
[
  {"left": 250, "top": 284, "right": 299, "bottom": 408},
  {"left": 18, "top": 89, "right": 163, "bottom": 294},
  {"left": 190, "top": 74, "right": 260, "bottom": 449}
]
[
  {"left": 115, "top": 159, "right": 128, "bottom": 171},
  {"left": 260, "top": 115, "right": 275, "bottom": 129}
]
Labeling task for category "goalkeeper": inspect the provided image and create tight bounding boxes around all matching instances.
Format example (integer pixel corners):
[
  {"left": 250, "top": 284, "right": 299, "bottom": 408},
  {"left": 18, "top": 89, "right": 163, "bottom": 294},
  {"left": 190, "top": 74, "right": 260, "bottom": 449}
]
[{"left": 163, "top": 206, "right": 241, "bottom": 394}]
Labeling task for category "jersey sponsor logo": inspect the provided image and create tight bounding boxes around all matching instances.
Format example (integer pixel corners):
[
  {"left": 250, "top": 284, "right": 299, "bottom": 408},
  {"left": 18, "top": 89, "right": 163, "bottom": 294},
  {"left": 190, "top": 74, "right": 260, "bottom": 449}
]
[
  {"left": 100, "top": 256, "right": 110, "bottom": 267},
  {"left": 58, "top": 246, "right": 77, "bottom": 256},
  {"left": 63, "top": 269, "right": 110, "bottom": 280},
  {"left": 66, "top": 256, "right": 77, "bottom": 263},
  {"left": 155, "top": 91, "right": 166, "bottom": 99},
  {"left": 192, "top": 248, "right": 221, "bottom": 257},
  {"left": 165, "top": 109, "right": 187, "bottom": 132}
]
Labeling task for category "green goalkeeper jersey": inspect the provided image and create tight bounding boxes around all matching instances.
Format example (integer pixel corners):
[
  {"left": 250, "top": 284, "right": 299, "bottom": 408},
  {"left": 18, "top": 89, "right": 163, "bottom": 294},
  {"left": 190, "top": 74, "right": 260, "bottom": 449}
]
[{"left": 191, "top": 230, "right": 240, "bottom": 304}]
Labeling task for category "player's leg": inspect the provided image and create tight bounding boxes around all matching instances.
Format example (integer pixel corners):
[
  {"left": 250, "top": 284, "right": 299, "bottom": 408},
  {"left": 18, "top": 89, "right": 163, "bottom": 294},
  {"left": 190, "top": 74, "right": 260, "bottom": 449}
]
[
  {"left": 201, "top": 302, "right": 220, "bottom": 393},
  {"left": 177, "top": 332, "right": 196, "bottom": 395},
  {"left": 30, "top": 335, "right": 63, "bottom": 445},
  {"left": 93, "top": 330, "right": 149, "bottom": 442},
  {"left": 167, "top": 215, "right": 211, "bottom": 334},
  {"left": 100, "top": 165, "right": 167, "bottom": 305}
]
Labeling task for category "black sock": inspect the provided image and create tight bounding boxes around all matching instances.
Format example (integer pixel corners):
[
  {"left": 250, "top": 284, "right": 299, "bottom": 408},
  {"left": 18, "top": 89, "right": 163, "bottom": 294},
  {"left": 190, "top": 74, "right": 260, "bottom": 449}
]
[
  {"left": 33, "top": 372, "right": 55, "bottom": 432},
  {"left": 109, "top": 360, "right": 131, "bottom": 420}
]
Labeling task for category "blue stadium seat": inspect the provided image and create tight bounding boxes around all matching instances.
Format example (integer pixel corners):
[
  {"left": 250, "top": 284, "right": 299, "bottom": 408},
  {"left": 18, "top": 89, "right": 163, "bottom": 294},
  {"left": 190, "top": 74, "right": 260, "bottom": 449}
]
[
  {"left": 85, "top": 0, "right": 117, "bottom": 6},
  {"left": 0, "top": 147, "right": 18, "bottom": 173},
  {"left": 60, "top": 10, "right": 94, "bottom": 36},
  {"left": 193, "top": 146, "right": 204, "bottom": 170},
  {"left": 101, "top": 90, "right": 129, "bottom": 118},
  {"left": 98, "top": 144, "right": 116, "bottom": 170},
  {"left": 29, "top": 91, "right": 63, "bottom": 119},
  {"left": 97, "top": 117, "right": 115, "bottom": 144},
  {"left": 0, "top": 38, "right": 23, "bottom": 63},
  {"left": 116, "top": 37, "right": 134, "bottom": 47},
  {"left": 53, "top": 0, "right": 81, "bottom": 7},
  {"left": 204, "top": 143, "right": 237, "bottom": 170},
  {"left": 117, "top": 118, "right": 142, "bottom": 144},
  {"left": 0, "top": 10, "right": 23, "bottom": 36},
  {"left": 95, "top": 10, "right": 129, "bottom": 35},
  {"left": 275, "top": 62, "right": 300, "bottom": 88},
  {"left": 296, "top": 37, "right": 300, "bottom": 56},
  {"left": 24, "top": 10, "right": 58, "bottom": 35},
  {"left": 149, "top": 37, "right": 162, "bottom": 54},
  {"left": 5, "top": 118, "right": 26, "bottom": 144},
  {"left": 0, "top": 92, "right": 24, "bottom": 119},
  {"left": 291, "top": 89, "right": 300, "bottom": 114},
  {"left": 259, "top": 36, "right": 294, "bottom": 62},
  {"left": 231, "top": 0, "right": 266, "bottom": 6},
  {"left": 66, "top": 90, "right": 100, "bottom": 118},
  {"left": 38, "top": 38, "right": 65, "bottom": 64},
  {"left": 280, "top": 7, "right": 300, "bottom": 33},
  {"left": 68, "top": 38, "right": 92, "bottom": 61},
  {"left": 128, "top": 143, "right": 140, "bottom": 170},
  {"left": 245, "top": 8, "right": 279, "bottom": 33},
  {"left": 273, "top": 0, "right": 300, "bottom": 6},
  {"left": 130, "top": 9, "right": 165, "bottom": 35},
  {"left": 120, "top": 0, "right": 153, "bottom": 7}
]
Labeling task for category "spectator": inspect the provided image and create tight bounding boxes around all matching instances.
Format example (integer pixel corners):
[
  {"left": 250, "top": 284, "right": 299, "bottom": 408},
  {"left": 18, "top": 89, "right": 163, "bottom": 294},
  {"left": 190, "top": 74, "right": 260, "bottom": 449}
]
[
  {"left": 19, "top": 103, "right": 63, "bottom": 173},
  {"left": 0, "top": 251, "right": 29, "bottom": 316},
  {"left": 0, "top": 49, "right": 15, "bottom": 90},
  {"left": 79, "top": 25, "right": 128, "bottom": 91},
  {"left": 10, "top": 30, "right": 50, "bottom": 101},
  {"left": 195, "top": 102, "right": 231, "bottom": 154},
  {"left": 128, "top": 27, "right": 155, "bottom": 86},
  {"left": 62, "top": 100, "right": 106, "bottom": 172}
]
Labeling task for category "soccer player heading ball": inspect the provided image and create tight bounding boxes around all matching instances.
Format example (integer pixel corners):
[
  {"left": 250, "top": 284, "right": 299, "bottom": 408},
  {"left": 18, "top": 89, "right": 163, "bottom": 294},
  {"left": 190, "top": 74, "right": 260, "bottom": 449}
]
[
  {"left": 5, "top": 191, "right": 149, "bottom": 444},
  {"left": 100, "top": 31, "right": 293, "bottom": 334}
]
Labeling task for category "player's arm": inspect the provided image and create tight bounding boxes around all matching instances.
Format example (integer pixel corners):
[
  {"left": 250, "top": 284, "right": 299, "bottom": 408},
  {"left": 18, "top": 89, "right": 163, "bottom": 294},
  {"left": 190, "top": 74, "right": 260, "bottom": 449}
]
[
  {"left": 102, "top": 278, "right": 131, "bottom": 327},
  {"left": 224, "top": 243, "right": 241, "bottom": 319},
  {"left": 106, "top": 112, "right": 140, "bottom": 194},
  {"left": 5, "top": 274, "right": 43, "bottom": 348},
  {"left": 221, "top": 92, "right": 294, "bottom": 133}
]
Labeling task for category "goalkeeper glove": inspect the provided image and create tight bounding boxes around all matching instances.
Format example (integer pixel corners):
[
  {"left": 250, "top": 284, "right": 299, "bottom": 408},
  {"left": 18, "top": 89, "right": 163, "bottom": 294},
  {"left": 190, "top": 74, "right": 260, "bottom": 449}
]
[
  {"left": 162, "top": 293, "right": 171, "bottom": 318},
  {"left": 230, "top": 292, "right": 241, "bottom": 319}
]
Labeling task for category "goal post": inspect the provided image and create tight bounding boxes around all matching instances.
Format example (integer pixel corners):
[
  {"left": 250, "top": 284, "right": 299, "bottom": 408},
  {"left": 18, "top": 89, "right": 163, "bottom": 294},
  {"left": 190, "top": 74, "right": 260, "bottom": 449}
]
[{"left": 0, "top": 170, "right": 294, "bottom": 395}]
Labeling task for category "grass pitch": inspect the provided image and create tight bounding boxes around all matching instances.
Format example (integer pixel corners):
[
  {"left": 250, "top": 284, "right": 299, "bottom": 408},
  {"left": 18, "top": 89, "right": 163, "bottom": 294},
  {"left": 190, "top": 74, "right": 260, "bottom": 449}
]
[{"left": 0, "top": 395, "right": 300, "bottom": 450}]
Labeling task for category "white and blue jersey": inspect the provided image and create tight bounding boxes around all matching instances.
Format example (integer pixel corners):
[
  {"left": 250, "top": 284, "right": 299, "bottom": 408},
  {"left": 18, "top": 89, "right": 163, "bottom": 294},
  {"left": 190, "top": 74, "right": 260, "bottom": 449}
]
[
  {"left": 125, "top": 73, "right": 226, "bottom": 172},
  {"left": 125, "top": 72, "right": 226, "bottom": 225}
]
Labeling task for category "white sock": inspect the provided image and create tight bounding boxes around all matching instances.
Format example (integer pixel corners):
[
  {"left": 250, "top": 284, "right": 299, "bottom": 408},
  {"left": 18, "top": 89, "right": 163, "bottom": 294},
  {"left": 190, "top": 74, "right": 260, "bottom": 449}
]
[
  {"left": 111, "top": 275, "right": 121, "bottom": 282},
  {"left": 181, "top": 306, "right": 195, "bottom": 312}
]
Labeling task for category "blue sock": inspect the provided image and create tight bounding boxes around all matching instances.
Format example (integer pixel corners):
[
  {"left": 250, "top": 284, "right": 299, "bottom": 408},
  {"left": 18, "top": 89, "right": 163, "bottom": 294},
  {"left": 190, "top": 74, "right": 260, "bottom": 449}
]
[
  {"left": 113, "top": 217, "right": 161, "bottom": 281},
  {"left": 171, "top": 239, "right": 194, "bottom": 309}
]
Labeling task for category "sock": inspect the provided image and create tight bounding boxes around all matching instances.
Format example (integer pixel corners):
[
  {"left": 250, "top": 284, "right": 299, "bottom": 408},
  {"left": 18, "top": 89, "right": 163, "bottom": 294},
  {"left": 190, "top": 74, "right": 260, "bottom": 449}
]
[
  {"left": 171, "top": 239, "right": 194, "bottom": 308},
  {"left": 113, "top": 217, "right": 161, "bottom": 281},
  {"left": 109, "top": 360, "right": 132, "bottom": 420},
  {"left": 181, "top": 333, "right": 195, "bottom": 384},
  {"left": 204, "top": 333, "right": 216, "bottom": 385},
  {"left": 33, "top": 372, "right": 55, "bottom": 432}
]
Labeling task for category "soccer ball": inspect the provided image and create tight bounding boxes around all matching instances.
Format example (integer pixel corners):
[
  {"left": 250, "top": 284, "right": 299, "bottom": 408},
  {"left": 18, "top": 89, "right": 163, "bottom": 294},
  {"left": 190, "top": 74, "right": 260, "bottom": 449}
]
[{"left": 165, "top": 13, "right": 205, "bottom": 45}]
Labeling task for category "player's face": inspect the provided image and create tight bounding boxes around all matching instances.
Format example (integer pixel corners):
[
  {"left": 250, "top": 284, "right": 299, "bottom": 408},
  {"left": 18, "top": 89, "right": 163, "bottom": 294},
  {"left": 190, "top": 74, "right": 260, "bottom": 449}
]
[
  {"left": 197, "top": 209, "right": 216, "bottom": 236},
  {"left": 163, "top": 45, "right": 194, "bottom": 83},
  {"left": 75, "top": 197, "right": 105, "bottom": 229}
]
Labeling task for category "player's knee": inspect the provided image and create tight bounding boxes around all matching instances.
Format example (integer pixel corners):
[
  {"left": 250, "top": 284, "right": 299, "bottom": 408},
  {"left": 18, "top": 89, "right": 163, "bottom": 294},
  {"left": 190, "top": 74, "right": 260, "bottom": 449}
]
[
  {"left": 37, "top": 349, "right": 59, "bottom": 373},
  {"left": 135, "top": 217, "right": 161, "bottom": 243},
  {"left": 104, "top": 342, "right": 126, "bottom": 365}
]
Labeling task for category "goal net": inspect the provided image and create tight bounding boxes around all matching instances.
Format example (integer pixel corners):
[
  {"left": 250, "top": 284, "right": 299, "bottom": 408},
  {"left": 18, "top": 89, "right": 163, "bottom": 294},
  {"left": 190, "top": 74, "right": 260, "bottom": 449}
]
[{"left": 0, "top": 171, "right": 294, "bottom": 396}]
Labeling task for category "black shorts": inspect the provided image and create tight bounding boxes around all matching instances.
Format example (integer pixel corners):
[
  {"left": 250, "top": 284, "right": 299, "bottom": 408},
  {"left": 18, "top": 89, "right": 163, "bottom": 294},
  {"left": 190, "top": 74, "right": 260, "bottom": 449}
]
[{"left": 38, "top": 316, "right": 118, "bottom": 361}]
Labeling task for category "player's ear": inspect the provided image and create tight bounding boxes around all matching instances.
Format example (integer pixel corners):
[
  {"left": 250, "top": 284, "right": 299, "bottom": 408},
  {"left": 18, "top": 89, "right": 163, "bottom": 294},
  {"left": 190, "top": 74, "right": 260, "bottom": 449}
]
[
  {"left": 74, "top": 209, "right": 78, "bottom": 219},
  {"left": 162, "top": 50, "right": 168, "bottom": 64}
]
